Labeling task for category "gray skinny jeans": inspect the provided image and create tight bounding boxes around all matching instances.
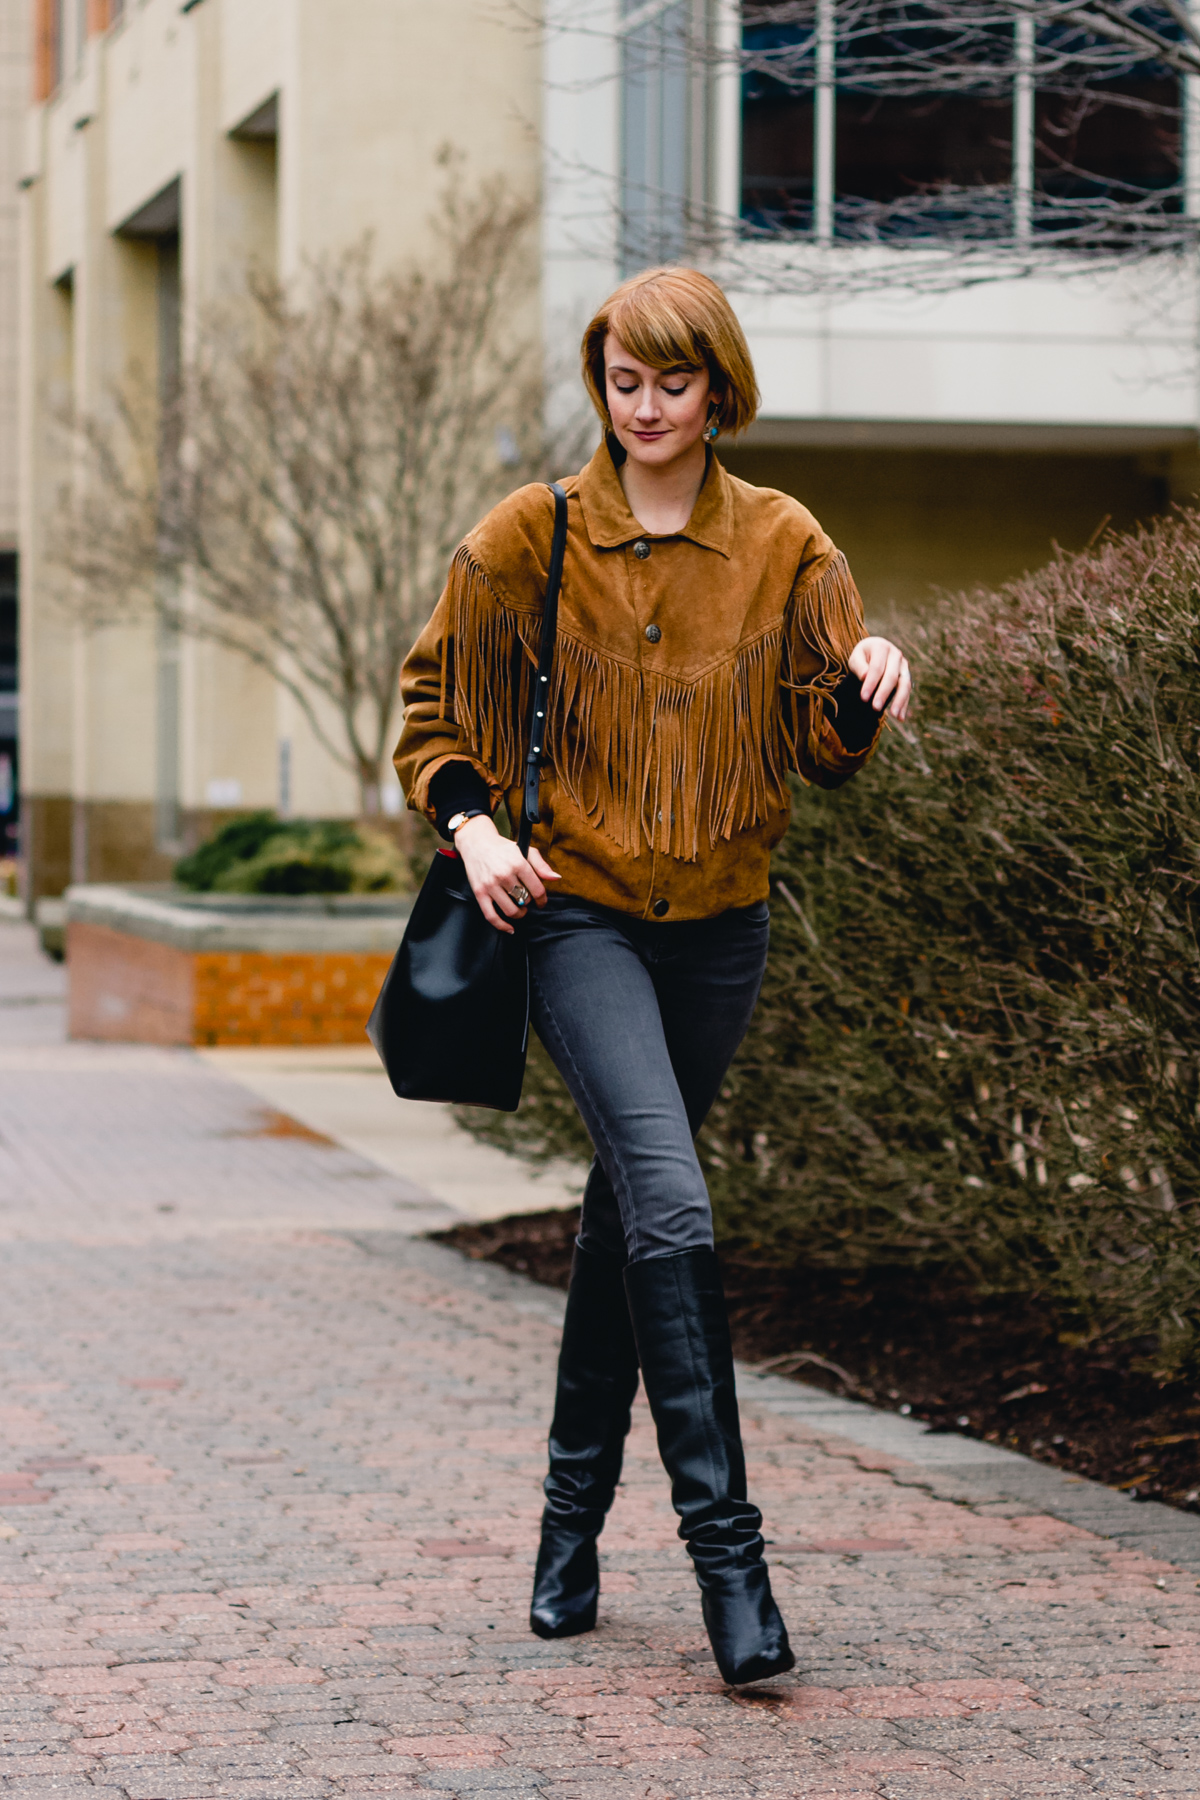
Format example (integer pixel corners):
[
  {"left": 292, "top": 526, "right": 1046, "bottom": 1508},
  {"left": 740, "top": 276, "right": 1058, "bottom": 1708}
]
[{"left": 526, "top": 896, "right": 770, "bottom": 1265}]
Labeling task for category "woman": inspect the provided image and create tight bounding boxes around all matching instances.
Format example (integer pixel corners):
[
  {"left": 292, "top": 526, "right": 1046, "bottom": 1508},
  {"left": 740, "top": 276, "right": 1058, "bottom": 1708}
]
[{"left": 396, "top": 267, "right": 911, "bottom": 1686}]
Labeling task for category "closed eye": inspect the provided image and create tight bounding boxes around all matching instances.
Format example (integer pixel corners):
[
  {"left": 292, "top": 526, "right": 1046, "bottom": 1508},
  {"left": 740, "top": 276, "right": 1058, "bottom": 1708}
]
[{"left": 612, "top": 382, "right": 690, "bottom": 396}]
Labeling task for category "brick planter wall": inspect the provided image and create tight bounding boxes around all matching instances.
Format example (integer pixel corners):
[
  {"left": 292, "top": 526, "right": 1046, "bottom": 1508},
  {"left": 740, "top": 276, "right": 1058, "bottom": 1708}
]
[
  {"left": 64, "top": 886, "right": 409, "bottom": 1048},
  {"left": 192, "top": 949, "right": 394, "bottom": 1047}
]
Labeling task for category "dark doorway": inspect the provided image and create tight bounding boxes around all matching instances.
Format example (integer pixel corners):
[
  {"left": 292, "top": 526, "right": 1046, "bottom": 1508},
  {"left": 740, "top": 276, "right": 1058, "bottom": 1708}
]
[{"left": 0, "top": 551, "right": 18, "bottom": 862}]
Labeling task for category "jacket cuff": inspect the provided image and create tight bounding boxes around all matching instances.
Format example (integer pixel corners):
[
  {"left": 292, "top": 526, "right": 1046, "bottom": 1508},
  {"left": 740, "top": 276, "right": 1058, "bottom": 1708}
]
[
  {"left": 404, "top": 751, "right": 507, "bottom": 824},
  {"left": 828, "top": 672, "right": 884, "bottom": 754},
  {"left": 428, "top": 761, "right": 493, "bottom": 840}
]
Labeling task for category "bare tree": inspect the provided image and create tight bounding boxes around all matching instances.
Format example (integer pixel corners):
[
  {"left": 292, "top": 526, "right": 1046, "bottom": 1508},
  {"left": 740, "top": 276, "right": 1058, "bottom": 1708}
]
[
  {"left": 54, "top": 174, "right": 588, "bottom": 816},
  {"left": 533, "top": 1, "right": 1200, "bottom": 297}
]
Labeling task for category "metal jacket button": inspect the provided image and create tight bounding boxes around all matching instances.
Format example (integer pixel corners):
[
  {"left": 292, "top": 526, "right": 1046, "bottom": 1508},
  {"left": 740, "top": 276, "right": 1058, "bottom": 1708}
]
[
  {"left": 633, "top": 540, "right": 651, "bottom": 559},
  {"left": 644, "top": 623, "right": 661, "bottom": 644},
  {"left": 652, "top": 898, "right": 669, "bottom": 916}
]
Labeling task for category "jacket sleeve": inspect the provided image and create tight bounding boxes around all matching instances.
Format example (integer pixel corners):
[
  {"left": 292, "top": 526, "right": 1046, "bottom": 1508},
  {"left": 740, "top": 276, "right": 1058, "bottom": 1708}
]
[
  {"left": 780, "top": 541, "right": 885, "bottom": 790},
  {"left": 392, "top": 582, "right": 509, "bottom": 825}
]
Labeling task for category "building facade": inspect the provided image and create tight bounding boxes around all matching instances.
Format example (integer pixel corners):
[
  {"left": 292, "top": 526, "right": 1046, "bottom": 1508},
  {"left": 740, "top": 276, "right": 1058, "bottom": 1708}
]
[
  {"left": 18, "top": 0, "right": 1200, "bottom": 900},
  {"left": 19, "top": 0, "right": 538, "bottom": 899},
  {"left": 544, "top": 3, "right": 1200, "bottom": 616}
]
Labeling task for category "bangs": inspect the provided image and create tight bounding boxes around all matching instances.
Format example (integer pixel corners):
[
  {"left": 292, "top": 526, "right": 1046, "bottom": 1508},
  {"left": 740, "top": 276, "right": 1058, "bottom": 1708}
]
[{"left": 605, "top": 290, "right": 707, "bottom": 375}]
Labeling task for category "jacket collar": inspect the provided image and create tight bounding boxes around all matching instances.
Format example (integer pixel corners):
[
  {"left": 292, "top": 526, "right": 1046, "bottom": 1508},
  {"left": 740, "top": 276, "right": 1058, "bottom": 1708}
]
[{"left": 577, "top": 436, "right": 734, "bottom": 559}]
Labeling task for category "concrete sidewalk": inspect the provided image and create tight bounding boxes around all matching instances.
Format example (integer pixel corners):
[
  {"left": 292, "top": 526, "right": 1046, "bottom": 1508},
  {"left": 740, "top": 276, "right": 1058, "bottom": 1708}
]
[
  {"left": 1, "top": 915, "right": 1199, "bottom": 1798},
  {"left": 197, "top": 1047, "right": 581, "bottom": 1226},
  {"left": 0, "top": 911, "right": 581, "bottom": 1228}
]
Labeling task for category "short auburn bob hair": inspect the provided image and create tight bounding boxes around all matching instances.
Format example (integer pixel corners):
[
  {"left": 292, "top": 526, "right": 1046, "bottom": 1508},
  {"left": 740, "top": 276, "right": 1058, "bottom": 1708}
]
[{"left": 580, "top": 266, "right": 759, "bottom": 439}]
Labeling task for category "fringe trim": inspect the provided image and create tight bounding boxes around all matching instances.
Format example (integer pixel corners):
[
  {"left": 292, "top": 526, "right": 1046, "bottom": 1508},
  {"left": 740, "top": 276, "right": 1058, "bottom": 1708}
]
[
  {"left": 439, "top": 543, "right": 542, "bottom": 788},
  {"left": 443, "top": 542, "right": 864, "bottom": 861},
  {"left": 780, "top": 549, "right": 868, "bottom": 769}
]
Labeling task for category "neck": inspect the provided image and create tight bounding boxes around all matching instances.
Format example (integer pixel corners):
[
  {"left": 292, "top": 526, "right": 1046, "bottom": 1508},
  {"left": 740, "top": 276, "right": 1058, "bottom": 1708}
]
[{"left": 616, "top": 437, "right": 709, "bottom": 536}]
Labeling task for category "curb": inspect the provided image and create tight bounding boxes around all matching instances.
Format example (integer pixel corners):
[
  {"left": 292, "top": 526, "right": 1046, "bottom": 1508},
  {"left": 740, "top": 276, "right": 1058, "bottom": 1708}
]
[{"left": 739, "top": 1367, "right": 1200, "bottom": 1573}]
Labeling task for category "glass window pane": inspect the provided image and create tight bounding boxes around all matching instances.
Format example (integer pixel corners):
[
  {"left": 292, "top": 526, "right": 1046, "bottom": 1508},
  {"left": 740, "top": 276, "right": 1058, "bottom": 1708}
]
[
  {"left": 621, "top": 1, "right": 692, "bottom": 270},
  {"left": 835, "top": 90, "right": 1011, "bottom": 201},
  {"left": 833, "top": 13, "right": 1012, "bottom": 242},
  {"left": 1036, "top": 77, "right": 1181, "bottom": 211},
  {"left": 742, "top": 12, "right": 814, "bottom": 234},
  {"left": 0, "top": 555, "right": 16, "bottom": 697}
]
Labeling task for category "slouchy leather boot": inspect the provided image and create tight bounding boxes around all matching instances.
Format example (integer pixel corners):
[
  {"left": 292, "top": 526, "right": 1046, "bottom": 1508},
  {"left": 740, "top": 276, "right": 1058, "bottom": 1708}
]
[
  {"left": 529, "top": 1244, "right": 640, "bottom": 1639},
  {"left": 623, "top": 1247, "right": 794, "bottom": 1686}
]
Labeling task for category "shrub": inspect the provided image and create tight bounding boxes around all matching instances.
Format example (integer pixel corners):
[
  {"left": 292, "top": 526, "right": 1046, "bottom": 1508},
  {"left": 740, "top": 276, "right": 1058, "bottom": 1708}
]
[
  {"left": 175, "top": 814, "right": 408, "bottom": 895},
  {"left": 459, "top": 509, "right": 1200, "bottom": 1377}
]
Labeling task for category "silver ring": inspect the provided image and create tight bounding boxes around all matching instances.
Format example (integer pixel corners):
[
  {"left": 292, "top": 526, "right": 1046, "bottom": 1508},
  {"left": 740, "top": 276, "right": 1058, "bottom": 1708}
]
[{"left": 511, "top": 884, "right": 531, "bottom": 908}]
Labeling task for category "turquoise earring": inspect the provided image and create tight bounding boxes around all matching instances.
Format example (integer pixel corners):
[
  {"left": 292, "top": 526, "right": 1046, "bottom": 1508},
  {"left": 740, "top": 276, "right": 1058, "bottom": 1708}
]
[{"left": 703, "top": 408, "right": 720, "bottom": 443}]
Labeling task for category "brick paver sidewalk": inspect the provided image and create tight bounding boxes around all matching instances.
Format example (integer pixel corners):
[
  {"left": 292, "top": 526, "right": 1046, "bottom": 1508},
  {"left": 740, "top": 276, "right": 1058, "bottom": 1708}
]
[{"left": 1, "top": 930, "right": 1198, "bottom": 1797}]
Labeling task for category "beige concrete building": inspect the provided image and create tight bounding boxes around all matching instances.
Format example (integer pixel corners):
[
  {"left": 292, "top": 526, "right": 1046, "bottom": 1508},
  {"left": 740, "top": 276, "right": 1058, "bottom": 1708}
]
[
  {"left": 19, "top": 0, "right": 1200, "bottom": 901},
  {"left": 19, "top": 0, "right": 539, "bottom": 899},
  {"left": 0, "top": 0, "right": 27, "bottom": 870}
]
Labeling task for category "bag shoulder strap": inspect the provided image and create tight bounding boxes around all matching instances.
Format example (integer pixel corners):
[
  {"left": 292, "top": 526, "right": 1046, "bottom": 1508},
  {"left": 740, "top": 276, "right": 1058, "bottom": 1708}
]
[{"left": 517, "top": 482, "right": 568, "bottom": 854}]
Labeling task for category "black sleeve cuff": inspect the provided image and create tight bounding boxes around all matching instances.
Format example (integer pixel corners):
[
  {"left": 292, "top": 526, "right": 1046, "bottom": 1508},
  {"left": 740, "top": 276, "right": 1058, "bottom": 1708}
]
[
  {"left": 828, "top": 672, "right": 883, "bottom": 754},
  {"left": 428, "top": 761, "right": 493, "bottom": 840}
]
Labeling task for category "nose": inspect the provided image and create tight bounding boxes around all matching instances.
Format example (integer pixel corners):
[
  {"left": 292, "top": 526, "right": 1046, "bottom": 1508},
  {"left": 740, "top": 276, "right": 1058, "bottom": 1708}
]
[{"left": 634, "top": 384, "right": 661, "bottom": 420}]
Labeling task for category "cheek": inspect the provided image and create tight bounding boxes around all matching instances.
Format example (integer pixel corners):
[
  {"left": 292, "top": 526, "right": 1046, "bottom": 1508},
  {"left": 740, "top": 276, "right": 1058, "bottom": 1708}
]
[{"left": 669, "top": 389, "right": 708, "bottom": 428}]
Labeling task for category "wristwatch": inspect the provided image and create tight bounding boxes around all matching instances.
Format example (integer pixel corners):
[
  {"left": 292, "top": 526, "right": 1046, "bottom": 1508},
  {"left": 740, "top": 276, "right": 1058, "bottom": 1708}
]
[{"left": 446, "top": 808, "right": 489, "bottom": 834}]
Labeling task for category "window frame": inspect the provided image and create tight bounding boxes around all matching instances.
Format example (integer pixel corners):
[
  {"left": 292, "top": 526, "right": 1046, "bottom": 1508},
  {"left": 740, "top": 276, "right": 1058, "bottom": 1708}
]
[{"left": 733, "top": 2, "right": 1199, "bottom": 248}]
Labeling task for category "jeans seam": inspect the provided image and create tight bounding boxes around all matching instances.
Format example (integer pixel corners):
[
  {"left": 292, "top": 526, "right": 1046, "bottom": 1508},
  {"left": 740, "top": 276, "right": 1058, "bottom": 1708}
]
[{"left": 529, "top": 964, "right": 645, "bottom": 1262}]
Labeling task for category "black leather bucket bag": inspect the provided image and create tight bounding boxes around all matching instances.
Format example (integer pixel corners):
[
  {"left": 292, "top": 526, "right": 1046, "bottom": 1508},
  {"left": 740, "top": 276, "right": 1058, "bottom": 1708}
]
[{"left": 366, "top": 483, "right": 568, "bottom": 1111}]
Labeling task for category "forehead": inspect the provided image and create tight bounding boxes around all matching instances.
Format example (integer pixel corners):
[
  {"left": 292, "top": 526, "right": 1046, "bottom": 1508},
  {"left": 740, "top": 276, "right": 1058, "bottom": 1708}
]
[{"left": 603, "top": 331, "right": 699, "bottom": 376}]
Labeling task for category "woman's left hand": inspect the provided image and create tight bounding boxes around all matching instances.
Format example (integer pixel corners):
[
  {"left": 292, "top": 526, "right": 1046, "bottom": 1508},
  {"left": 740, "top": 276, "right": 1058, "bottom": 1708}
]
[{"left": 849, "top": 636, "right": 912, "bottom": 722}]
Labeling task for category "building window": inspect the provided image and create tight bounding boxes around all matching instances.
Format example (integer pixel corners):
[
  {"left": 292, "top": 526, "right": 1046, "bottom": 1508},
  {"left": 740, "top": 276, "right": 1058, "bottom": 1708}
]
[
  {"left": 37, "top": 0, "right": 121, "bottom": 99},
  {"left": 740, "top": 3, "right": 1186, "bottom": 247},
  {"left": 834, "top": 15, "right": 1012, "bottom": 239},
  {"left": 620, "top": 0, "right": 715, "bottom": 271},
  {"left": 51, "top": 0, "right": 65, "bottom": 90},
  {"left": 741, "top": 9, "right": 816, "bottom": 234},
  {"left": 1035, "top": 44, "right": 1182, "bottom": 226}
]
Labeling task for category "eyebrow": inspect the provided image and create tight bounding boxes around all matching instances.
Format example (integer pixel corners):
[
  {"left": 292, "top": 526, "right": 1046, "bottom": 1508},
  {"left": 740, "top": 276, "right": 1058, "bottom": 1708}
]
[{"left": 607, "top": 363, "right": 697, "bottom": 377}]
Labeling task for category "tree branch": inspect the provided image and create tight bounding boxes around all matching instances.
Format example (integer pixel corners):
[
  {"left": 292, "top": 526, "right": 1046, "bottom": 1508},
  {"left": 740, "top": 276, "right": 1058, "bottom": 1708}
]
[{"left": 50, "top": 174, "right": 580, "bottom": 815}]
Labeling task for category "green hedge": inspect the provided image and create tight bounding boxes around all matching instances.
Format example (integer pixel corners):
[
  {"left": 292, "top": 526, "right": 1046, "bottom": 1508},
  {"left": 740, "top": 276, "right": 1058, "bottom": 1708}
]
[
  {"left": 458, "top": 510, "right": 1200, "bottom": 1376},
  {"left": 175, "top": 813, "right": 409, "bottom": 895}
]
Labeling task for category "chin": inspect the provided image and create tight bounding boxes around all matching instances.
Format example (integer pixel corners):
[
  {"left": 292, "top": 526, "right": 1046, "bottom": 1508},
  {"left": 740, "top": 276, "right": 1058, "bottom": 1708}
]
[{"left": 624, "top": 437, "right": 686, "bottom": 463}]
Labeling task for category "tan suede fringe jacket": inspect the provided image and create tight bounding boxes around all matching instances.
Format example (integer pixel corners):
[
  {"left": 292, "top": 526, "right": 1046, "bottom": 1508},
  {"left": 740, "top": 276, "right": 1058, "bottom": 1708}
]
[{"left": 394, "top": 440, "right": 882, "bottom": 921}]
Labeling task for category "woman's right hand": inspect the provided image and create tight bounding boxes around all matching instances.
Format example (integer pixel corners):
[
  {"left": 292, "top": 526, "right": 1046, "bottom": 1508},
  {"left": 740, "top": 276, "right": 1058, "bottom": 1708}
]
[{"left": 452, "top": 814, "right": 560, "bottom": 934}]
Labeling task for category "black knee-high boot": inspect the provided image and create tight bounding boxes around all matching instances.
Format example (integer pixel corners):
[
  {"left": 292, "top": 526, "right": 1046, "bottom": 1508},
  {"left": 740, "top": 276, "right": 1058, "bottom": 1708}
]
[
  {"left": 529, "top": 1243, "right": 640, "bottom": 1639},
  {"left": 623, "top": 1247, "right": 794, "bottom": 1686}
]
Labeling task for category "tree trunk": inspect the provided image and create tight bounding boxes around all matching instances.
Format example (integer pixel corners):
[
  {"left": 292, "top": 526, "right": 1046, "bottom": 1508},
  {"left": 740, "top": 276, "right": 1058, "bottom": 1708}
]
[{"left": 358, "top": 761, "right": 381, "bottom": 817}]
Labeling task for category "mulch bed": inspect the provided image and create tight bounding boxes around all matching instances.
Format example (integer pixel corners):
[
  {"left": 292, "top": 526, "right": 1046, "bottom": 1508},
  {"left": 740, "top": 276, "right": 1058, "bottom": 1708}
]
[{"left": 431, "top": 1207, "right": 1200, "bottom": 1517}]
